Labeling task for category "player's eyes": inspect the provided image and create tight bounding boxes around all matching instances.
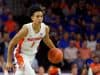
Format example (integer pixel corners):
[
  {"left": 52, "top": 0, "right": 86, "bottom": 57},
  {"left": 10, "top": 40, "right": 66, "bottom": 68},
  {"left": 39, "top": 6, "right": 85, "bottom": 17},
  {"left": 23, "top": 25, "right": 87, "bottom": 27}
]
[{"left": 36, "top": 15, "right": 43, "bottom": 18}]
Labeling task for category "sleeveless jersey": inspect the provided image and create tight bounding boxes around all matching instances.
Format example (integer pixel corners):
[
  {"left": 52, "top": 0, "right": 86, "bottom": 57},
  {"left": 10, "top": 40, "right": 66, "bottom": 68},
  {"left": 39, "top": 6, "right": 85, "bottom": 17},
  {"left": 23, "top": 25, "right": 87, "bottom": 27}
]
[{"left": 14, "top": 22, "right": 47, "bottom": 56}]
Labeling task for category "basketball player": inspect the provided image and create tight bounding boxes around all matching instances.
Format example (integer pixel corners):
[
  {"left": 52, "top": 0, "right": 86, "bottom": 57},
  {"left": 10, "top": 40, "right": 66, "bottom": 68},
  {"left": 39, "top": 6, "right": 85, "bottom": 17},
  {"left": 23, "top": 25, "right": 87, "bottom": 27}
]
[{"left": 6, "top": 5, "right": 56, "bottom": 75}]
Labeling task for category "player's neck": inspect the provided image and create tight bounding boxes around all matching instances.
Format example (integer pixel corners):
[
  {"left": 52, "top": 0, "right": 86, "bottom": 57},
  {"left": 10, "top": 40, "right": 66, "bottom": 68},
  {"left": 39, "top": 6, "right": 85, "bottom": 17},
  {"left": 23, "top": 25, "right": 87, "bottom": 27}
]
[{"left": 32, "top": 22, "right": 41, "bottom": 33}]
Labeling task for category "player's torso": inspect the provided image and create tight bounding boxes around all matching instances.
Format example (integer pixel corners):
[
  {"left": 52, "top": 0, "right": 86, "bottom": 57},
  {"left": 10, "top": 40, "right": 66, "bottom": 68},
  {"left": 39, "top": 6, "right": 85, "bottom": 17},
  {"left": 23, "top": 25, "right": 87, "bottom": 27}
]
[{"left": 18, "top": 22, "right": 46, "bottom": 55}]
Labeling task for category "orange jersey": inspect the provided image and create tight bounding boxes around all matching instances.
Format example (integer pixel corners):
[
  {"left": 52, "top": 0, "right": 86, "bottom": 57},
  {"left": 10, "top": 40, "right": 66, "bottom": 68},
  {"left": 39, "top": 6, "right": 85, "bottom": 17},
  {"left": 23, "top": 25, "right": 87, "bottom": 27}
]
[
  {"left": 4, "top": 20, "right": 16, "bottom": 33},
  {"left": 79, "top": 48, "right": 91, "bottom": 60}
]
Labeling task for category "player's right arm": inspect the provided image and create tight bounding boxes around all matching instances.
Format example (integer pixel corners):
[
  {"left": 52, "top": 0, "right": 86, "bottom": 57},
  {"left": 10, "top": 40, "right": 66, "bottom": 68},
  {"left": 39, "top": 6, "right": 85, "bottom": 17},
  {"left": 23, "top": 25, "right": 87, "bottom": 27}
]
[{"left": 6, "top": 25, "right": 28, "bottom": 69}]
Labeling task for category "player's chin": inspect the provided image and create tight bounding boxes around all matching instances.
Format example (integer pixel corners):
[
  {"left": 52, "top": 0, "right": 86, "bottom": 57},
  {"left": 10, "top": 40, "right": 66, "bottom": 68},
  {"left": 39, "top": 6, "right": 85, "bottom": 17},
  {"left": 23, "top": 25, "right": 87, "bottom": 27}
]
[{"left": 36, "top": 21, "right": 42, "bottom": 24}]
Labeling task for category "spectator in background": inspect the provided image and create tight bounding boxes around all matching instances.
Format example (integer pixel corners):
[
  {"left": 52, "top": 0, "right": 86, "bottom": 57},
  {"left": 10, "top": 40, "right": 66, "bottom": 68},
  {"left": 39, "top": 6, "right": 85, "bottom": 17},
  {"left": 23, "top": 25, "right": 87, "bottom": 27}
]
[
  {"left": 9, "top": 23, "right": 20, "bottom": 39},
  {"left": 79, "top": 41, "right": 91, "bottom": 62},
  {"left": 86, "top": 23, "right": 97, "bottom": 37},
  {"left": 78, "top": 19, "right": 87, "bottom": 36},
  {"left": 0, "top": 6, "right": 11, "bottom": 22},
  {"left": 81, "top": 64, "right": 88, "bottom": 75},
  {"left": 92, "top": 16, "right": 98, "bottom": 23},
  {"left": 85, "top": 3, "right": 92, "bottom": 19},
  {"left": 50, "top": 15, "right": 61, "bottom": 30},
  {"left": 89, "top": 56, "right": 100, "bottom": 75},
  {"left": 96, "top": 32, "right": 100, "bottom": 43},
  {"left": 50, "top": 15, "right": 64, "bottom": 41},
  {"left": 94, "top": 43, "right": 100, "bottom": 58},
  {"left": 69, "top": 32, "right": 76, "bottom": 40},
  {"left": 48, "top": 65, "right": 61, "bottom": 75},
  {"left": 65, "top": 19, "right": 80, "bottom": 34},
  {"left": 71, "top": 63, "right": 78, "bottom": 75},
  {"left": 60, "top": 0, "right": 70, "bottom": 16},
  {"left": 86, "top": 51, "right": 94, "bottom": 67},
  {"left": 91, "top": 4, "right": 99, "bottom": 16},
  {"left": 75, "top": 33, "right": 82, "bottom": 49},
  {"left": 4, "top": 13, "right": 17, "bottom": 33},
  {"left": 70, "top": 3, "right": 78, "bottom": 15},
  {"left": 37, "top": 66, "right": 45, "bottom": 75},
  {"left": 57, "top": 25, "right": 65, "bottom": 40},
  {"left": 91, "top": 16, "right": 99, "bottom": 30},
  {"left": 3, "top": 32, "right": 10, "bottom": 62},
  {"left": 83, "top": 34, "right": 89, "bottom": 41},
  {"left": 76, "top": 1, "right": 87, "bottom": 16},
  {"left": 72, "top": 59, "right": 88, "bottom": 75},
  {"left": 0, "top": 31, "right": 8, "bottom": 74},
  {"left": 64, "top": 39, "right": 78, "bottom": 70},
  {"left": 51, "top": 1, "right": 63, "bottom": 17},
  {"left": 0, "top": 0, "right": 7, "bottom": 21},
  {"left": 87, "top": 34, "right": 97, "bottom": 51},
  {"left": 57, "top": 32, "right": 69, "bottom": 50},
  {"left": 44, "top": 8, "right": 53, "bottom": 24},
  {"left": 84, "top": 10, "right": 92, "bottom": 23},
  {"left": 73, "top": 51, "right": 85, "bottom": 75}
]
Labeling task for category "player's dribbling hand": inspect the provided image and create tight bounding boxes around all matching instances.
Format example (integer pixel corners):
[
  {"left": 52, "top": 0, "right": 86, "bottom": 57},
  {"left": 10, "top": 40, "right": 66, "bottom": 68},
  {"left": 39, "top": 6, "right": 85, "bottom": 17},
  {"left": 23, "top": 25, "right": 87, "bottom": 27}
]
[{"left": 6, "top": 62, "right": 13, "bottom": 70}]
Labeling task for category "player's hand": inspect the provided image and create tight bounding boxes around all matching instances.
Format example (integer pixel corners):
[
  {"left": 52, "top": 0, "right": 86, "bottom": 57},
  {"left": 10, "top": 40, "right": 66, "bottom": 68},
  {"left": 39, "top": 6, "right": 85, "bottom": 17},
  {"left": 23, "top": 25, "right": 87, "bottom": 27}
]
[{"left": 6, "top": 62, "right": 13, "bottom": 70}]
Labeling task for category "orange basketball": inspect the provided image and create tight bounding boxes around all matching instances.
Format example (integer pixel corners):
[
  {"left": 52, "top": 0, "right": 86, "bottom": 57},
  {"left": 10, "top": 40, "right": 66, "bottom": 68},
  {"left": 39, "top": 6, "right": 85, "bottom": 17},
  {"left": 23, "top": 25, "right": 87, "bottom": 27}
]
[{"left": 48, "top": 48, "right": 63, "bottom": 64}]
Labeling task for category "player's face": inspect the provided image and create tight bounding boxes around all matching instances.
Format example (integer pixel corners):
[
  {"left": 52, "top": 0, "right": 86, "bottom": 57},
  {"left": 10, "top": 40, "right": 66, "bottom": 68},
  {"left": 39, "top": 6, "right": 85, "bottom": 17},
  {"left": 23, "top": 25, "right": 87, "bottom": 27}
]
[{"left": 31, "top": 11, "right": 43, "bottom": 24}]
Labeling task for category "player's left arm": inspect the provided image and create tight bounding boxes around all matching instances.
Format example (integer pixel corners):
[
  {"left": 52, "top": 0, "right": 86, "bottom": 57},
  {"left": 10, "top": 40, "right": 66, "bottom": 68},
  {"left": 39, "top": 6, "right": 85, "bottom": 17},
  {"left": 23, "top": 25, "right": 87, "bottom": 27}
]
[{"left": 43, "top": 26, "right": 56, "bottom": 49}]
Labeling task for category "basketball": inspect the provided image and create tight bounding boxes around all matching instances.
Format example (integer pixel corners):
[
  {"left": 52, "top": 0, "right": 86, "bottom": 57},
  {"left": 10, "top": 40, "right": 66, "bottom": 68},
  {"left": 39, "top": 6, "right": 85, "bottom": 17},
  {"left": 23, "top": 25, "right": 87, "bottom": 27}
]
[{"left": 48, "top": 48, "right": 63, "bottom": 64}]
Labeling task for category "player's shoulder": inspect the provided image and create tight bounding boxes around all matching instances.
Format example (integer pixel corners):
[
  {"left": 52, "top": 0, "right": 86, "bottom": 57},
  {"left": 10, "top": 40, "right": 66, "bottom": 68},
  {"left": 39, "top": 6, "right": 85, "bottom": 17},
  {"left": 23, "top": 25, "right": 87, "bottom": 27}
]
[
  {"left": 24, "top": 22, "right": 32, "bottom": 26},
  {"left": 42, "top": 22, "right": 49, "bottom": 29},
  {"left": 22, "top": 22, "right": 32, "bottom": 28},
  {"left": 21, "top": 22, "right": 32, "bottom": 31}
]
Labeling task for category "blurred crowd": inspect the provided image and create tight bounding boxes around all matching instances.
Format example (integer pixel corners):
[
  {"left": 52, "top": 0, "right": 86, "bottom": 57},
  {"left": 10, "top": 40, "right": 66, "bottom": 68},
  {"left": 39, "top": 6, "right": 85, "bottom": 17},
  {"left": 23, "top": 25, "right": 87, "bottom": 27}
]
[{"left": 0, "top": 0, "right": 100, "bottom": 75}]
